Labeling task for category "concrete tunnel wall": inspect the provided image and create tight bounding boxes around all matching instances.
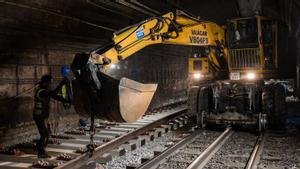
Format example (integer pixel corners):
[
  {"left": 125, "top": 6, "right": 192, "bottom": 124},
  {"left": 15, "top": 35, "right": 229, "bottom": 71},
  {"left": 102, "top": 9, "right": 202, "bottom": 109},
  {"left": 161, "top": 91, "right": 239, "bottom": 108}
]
[
  {"left": 294, "top": 5, "right": 300, "bottom": 96},
  {"left": 0, "top": 0, "right": 115, "bottom": 146}
]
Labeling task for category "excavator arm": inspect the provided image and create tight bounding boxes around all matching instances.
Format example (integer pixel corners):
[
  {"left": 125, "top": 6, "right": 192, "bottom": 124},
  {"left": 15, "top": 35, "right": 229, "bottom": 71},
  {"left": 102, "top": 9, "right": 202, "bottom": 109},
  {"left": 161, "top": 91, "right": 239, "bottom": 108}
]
[
  {"left": 90, "top": 11, "right": 225, "bottom": 71},
  {"left": 90, "top": 12, "right": 172, "bottom": 66},
  {"left": 71, "top": 10, "right": 227, "bottom": 123}
]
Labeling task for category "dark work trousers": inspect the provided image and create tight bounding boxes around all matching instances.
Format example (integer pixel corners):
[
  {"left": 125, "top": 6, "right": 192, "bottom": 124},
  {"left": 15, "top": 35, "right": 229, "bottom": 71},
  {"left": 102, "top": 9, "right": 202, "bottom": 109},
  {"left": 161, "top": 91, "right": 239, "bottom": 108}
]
[{"left": 33, "top": 114, "right": 49, "bottom": 155}]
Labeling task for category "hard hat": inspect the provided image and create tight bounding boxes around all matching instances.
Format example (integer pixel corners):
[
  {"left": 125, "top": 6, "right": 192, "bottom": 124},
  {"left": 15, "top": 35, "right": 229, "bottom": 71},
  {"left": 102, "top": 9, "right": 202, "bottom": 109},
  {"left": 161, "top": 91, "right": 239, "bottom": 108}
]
[{"left": 61, "top": 66, "right": 71, "bottom": 77}]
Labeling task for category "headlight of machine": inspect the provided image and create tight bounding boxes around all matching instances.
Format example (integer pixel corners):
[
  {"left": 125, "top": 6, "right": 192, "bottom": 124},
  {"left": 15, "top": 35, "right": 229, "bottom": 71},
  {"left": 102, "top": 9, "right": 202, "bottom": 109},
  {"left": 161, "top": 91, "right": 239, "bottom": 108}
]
[
  {"left": 193, "top": 73, "right": 203, "bottom": 79},
  {"left": 246, "top": 72, "right": 256, "bottom": 80}
]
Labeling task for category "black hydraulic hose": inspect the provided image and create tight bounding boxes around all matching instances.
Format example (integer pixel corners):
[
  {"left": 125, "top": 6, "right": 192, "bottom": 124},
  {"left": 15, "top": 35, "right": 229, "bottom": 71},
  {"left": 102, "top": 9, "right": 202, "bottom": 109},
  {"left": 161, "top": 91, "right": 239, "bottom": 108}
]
[
  {"left": 115, "top": 16, "right": 163, "bottom": 47},
  {"left": 162, "top": 17, "right": 179, "bottom": 39},
  {"left": 113, "top": 17, "right": 165, "bottom": 53},
  {"left": 92, "top": 18, "right": 154, "bottom": 54},
  {"left": 91, "top": 19, "right": 154, "bottom": 54},
  {"left": 91, "top": 16, "right": 171, "bottom": 56},
  {"left": 92, "top": 42, "right": 115, "bottom": 55}
]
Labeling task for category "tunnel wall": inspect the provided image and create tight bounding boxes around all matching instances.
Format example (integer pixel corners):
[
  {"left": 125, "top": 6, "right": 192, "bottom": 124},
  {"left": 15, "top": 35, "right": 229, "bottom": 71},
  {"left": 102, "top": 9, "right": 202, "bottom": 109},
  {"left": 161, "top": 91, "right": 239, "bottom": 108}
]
[
  {"left": 0, "top": 37, "right": 92, "bottom": 147},
  {"left": 295, "top": 7, "right": 300, "bottom": 97},
  {"left": 108, "top": 45, "right": 190, "bottom": 110},
  {"left": 0, "top": 1, "right": 112, "bottom": 147}
]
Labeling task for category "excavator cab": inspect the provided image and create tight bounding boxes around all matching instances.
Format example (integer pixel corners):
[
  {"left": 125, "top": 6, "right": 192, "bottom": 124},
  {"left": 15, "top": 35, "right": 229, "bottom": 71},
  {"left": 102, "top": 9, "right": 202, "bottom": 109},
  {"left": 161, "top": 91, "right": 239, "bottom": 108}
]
[
  {"left": 189, "top": 57, "right": 209, "bottom": 80},
  {"left": 188, "top": 47, "right": 210, "bottom": 81},
  {"left": 188, "top": 46, "right": 228, "bottom": 82},
  {"left": 227, "top": 16, "right": 278, "bottom": 80},
  {"left": 200, "top": 16, "right": 284, "bottom": 131}
]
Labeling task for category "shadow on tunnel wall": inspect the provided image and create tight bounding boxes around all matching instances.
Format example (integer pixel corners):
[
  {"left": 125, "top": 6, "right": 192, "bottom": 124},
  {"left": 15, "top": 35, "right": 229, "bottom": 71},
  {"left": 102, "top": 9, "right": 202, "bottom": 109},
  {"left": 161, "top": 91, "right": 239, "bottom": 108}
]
[{"left": 107, "top": 44, "right": 190, "bottom": 110}]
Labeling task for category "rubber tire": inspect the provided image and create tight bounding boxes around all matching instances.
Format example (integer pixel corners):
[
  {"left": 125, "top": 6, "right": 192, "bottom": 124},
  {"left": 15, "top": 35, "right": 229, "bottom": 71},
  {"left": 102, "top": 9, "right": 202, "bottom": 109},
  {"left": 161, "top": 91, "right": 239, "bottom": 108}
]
[
  {"left": 188, "top": 86, "right": 200, "bottom": 114},
  {"left": 198, "top": 86, "right": 214, "bottom": 114},
  {"left": 269, "top": 84, "right": 287, "bottom": 129},
  {"left": 254, "top": 88, "right": 263, "bottom": 114}
]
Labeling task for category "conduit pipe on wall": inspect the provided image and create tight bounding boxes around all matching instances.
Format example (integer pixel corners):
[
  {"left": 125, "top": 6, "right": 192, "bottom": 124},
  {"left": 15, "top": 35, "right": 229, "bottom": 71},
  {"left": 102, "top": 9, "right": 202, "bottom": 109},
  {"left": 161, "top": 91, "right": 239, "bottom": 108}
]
[
  {"left": 115, "top": 0, "right": 157, "bottom": 16},
  {"left": 0, "top": 0, "right": 116, "bottom": 31},
  {"left": 86, "top": 0, "right": 136, "bottom": 19},
  {"left": 128, "top": 0, "right": 160, "bottom": 15}
]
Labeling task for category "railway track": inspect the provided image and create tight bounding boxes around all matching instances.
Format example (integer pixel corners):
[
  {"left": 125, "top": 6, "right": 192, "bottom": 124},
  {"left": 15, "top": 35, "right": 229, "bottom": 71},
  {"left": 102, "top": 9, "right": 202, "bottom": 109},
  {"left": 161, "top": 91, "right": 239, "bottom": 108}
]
[
  {"left": 137, "top": 128, "right": 232, "bottom": 169},
  {"left": 0, "top": 102, "right": 188, "bottom": 169},
  {"left": 136, "top": 128, "right": 267, "bottom": 169},
  {"left": 1, "top": 103, "right": 299, "bottom": 169},
  {"left": 201, "top": 131, "right": 263, "bottom": 169},
  {"left": 258, "top": 131, "right": 300, "bottom": 169}
]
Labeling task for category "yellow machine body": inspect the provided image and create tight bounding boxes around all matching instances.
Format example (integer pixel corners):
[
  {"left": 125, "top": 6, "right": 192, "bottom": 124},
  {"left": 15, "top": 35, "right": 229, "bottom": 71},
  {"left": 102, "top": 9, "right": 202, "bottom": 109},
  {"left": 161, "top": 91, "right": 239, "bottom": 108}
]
[
  {"left": 91, "top": 11, "right": 225, "bottom": 73},
  {"left": 189, "top": 58, "right": 209, "bottom": 75},
  {"left": 187, "top": 16, "right": 279, "bottom": 82},
  {"left": 72, "top": 9, "right": 285, "bottom": 132},
  {"left": 226, "top": 16, "right": 278, "bottom": 80},
  {"left": 72, "top": 10, "right": 226, "bottom": 122},
  {"left": 73, "top": 10, "right": 280, "bottom": 120}
]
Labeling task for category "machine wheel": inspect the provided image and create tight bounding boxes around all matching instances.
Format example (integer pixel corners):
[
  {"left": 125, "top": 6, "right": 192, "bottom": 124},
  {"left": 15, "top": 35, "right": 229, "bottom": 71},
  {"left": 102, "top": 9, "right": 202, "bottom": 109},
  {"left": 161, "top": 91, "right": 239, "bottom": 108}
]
[
  {"left": 264, "top": 84, "right": 287, "bottom": 129},
  {"left": 188, "top": 86, "right": 200, "bottom": 115},
  {"left": 253, "top": 88, "right": 263, "bottom": 113},
  {"left": 258, "top": 113, "right": 267, "bottom": 132},
  {"left": 188, "top": 86, "right": 200, "bottom": 124},
  {"left": 271, "top": 84, "right": 287, "bottom": 129},
  {"left": 197, "top": 86, "right": 213, "bottom": 128},
  {"left": 197, "top": 111, "right": 205, "bottom": 128}
]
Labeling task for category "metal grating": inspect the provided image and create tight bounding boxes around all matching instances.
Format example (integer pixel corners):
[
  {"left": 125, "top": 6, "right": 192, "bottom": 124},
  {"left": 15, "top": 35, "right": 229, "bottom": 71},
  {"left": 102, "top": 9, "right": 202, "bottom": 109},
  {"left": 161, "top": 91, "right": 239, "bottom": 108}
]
[{"left": 229, "top": 48, "right": 261, "bottom": 69}]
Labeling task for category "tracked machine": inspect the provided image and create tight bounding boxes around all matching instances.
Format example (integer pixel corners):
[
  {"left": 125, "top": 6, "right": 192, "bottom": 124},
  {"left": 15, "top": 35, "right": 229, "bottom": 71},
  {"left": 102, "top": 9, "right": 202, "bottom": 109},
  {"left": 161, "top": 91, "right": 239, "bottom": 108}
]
[{"left": 71, "top": 10, "right": 291, "bottom": 133}]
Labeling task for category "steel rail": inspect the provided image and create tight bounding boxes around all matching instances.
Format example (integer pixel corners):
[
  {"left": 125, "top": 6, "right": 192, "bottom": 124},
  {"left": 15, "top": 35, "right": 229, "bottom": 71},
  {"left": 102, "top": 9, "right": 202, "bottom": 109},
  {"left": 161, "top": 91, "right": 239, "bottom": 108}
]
[
  {"left": 187, "top": 127, "right": 233, "bottom": 169},
  {"left": 56, "top": 106, "right": 188, "bottom": 169},
  {"left": 137, "top": 130, "right": 202, "bottom": 169},
  {"left": 245, "top": 134, "right": 265, "bottom": 169}
]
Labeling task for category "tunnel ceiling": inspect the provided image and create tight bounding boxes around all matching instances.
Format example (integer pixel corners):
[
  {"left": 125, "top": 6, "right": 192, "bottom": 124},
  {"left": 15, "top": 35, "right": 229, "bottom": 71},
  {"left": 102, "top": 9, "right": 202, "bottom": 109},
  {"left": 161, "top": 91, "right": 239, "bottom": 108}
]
[{"left": 0, "top": 0, "right": 299, "bottom": 52}]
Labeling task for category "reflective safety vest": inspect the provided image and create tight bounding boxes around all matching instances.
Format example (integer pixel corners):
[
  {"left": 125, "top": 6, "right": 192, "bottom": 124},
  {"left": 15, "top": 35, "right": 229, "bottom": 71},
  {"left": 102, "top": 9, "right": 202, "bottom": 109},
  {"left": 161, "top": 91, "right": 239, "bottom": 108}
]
[
  {"left": 33, "top": 87, "right": 50, "bottom": 117},
  {"left": 61, "top": 79, "right": 73, "bottom": 109}
]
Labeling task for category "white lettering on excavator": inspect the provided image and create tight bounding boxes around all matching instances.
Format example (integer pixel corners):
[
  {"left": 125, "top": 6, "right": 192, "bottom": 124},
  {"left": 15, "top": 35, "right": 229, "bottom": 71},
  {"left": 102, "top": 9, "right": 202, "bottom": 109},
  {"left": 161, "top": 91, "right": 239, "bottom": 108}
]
[
  {"left": 189, "top": 30, "right": 209, "bottom": 44},
  {"left": 191, "top": 30, "right": 208, "bottom": 36},
  {"left": 189, "top": 36, "right": 209, "bottom": 44}
]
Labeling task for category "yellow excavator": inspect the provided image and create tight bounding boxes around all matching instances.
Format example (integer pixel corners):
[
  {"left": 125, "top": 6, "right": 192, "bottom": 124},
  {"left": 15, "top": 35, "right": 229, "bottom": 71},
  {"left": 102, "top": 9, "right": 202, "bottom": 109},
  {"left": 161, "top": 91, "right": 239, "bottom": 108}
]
[
  {"left": 71, "top": 10, "right": 288, "bottom": 132},
  {"left": 71, "top": 10, "right": 225, "bottom": 122}
]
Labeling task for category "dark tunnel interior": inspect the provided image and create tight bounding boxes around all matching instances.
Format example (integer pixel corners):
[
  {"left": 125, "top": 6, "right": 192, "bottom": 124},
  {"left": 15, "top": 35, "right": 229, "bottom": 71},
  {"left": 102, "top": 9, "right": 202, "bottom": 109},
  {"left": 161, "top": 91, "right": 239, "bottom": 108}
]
[{"left": 0, "top": 0, "right": 299, "bottom": 154}]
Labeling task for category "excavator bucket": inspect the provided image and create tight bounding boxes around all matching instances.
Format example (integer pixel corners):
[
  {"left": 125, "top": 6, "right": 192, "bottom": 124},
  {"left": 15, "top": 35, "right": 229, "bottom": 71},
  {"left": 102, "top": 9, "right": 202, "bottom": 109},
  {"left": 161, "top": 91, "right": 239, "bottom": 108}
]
[{"left": 71, "top": 53, "right": 157, "bottom": 123}]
